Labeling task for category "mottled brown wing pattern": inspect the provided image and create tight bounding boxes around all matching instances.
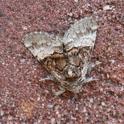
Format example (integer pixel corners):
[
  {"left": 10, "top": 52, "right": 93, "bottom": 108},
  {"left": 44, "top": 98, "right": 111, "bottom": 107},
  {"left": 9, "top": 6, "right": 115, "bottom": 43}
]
[
  {"left": 23, "top": 32, "right": 63, "bottom": 61},
  {"left": 23, "top": 16, "right": 98, "bottom": 94}
]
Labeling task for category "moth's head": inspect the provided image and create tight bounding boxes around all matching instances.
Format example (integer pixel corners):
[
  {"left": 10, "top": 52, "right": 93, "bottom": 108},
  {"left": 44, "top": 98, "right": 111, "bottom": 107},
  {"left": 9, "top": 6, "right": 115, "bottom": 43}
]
[{"left": 63, "top": 65, "right": 81, "bottom": 81}]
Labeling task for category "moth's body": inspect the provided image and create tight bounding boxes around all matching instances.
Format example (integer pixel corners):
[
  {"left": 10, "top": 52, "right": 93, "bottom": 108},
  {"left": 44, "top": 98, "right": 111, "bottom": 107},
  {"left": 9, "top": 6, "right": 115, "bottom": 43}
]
[
  {"left": 43, "top": 46, "right": 92, "bottom": 94},
  {"left": 23, "top": 16, "right": 98, "bottom": 95}
]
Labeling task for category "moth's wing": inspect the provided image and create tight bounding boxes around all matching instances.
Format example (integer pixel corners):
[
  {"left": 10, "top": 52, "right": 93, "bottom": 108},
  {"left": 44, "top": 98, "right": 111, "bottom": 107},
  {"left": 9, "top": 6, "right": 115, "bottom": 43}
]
[
  {"left": 63, "top": 16, "right": 98, "bottom": 50},
  {"left": 23, "top": 32, "right": 63, "bottom": 61}
]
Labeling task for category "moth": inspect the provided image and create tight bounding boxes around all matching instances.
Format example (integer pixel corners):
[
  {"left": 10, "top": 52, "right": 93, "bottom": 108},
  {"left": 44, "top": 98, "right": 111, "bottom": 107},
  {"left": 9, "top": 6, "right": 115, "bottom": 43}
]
[{"left": 23, "top": 16, "right": 98, "bottom": 95}]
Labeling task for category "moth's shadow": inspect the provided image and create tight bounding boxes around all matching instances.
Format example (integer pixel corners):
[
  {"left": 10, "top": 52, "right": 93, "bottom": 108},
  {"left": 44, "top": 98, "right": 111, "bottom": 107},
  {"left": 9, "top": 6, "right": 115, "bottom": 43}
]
[
  {"left": 57, "top": 91, "right": 83, "bottom": 101},
  {"left": 38, "top": 80, "right": 83, "bottom": 101}
]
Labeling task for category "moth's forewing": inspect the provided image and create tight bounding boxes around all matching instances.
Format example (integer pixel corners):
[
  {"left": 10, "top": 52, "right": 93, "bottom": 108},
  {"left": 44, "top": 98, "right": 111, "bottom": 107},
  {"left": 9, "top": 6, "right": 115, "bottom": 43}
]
[
  {"left": 23, "top": 32, "right": 63, "bottom": 61},
  {"left": 63, "top": 16, "right": 98, "bottom": 51}
]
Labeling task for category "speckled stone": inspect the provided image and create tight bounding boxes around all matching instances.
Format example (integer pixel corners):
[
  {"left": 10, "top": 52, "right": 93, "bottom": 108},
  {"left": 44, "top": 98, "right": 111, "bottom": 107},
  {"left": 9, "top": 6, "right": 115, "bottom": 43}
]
[{"left": 0, "top": 0, "right": 124, "bottom": 123}]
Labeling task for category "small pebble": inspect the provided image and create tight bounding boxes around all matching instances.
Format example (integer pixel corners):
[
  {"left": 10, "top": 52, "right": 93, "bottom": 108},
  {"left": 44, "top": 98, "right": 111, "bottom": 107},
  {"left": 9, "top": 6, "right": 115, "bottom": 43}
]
[
  {"left": 103, "top": 5, "right": 114, "bottom": 11},
  {"left": 51, "top": 118, "right": 56, "bottom": 124},
  {"left": 74, "top": 0, "right": 78, "bottom": 3}
]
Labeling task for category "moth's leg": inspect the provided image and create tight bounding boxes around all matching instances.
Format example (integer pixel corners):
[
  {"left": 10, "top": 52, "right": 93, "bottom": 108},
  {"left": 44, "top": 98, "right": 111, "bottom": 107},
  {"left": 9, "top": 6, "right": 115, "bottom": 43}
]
[
  {"left": 53, "top": 86, "right": 65, "bottom": 96},
  {"left": 85, "top": 61, "right": 101, "bottom": 82},
  {"left": 87, "top": 61, "right": 101, "bottom": 73},
  {"left": 39, "top": 75, "right": 55, "bottom": 82},
  {"left": 81, "top": 60, "right": 99, "bottom": 84},
  {"left": 80, "top": 77, "right": 98, "bottom": 86},
  {"left": 84, "top": 77, "right": 98, "bottom": 83}
]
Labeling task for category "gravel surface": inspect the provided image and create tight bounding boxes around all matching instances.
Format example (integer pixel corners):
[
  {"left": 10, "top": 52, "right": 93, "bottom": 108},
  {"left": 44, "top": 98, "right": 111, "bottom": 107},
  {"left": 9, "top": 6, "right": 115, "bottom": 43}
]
[{"left": 0, "top": 0, "right": 124, "bottom": 124}]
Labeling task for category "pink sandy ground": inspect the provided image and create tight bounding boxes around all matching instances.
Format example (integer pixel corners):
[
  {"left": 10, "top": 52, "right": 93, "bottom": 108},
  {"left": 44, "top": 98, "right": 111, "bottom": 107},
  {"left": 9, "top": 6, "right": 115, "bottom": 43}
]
[{"left": 0, "top": 0, "right": 124, "bottom": 123}]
